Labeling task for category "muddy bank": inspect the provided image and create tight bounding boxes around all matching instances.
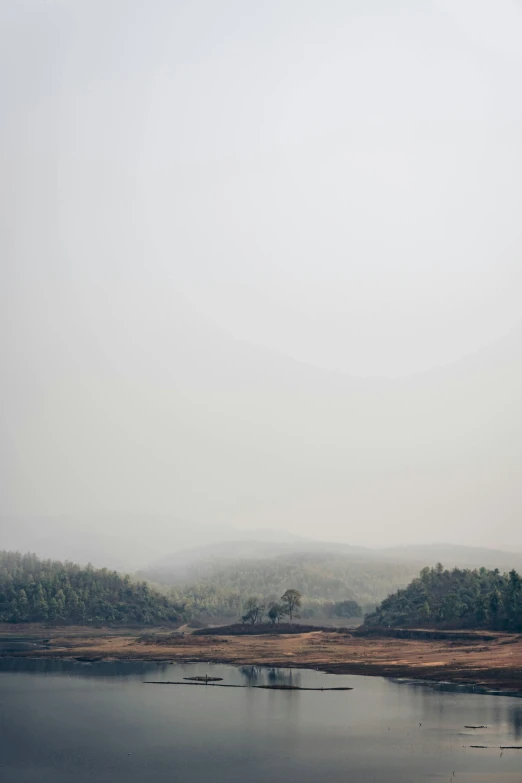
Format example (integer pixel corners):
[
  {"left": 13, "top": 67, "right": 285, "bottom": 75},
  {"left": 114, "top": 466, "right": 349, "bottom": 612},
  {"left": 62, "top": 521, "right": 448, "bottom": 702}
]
[
  {"left": 355, "top": 627, "right": 500, "bottom": 642},
  {"left": 4, "top": 626, "right": 522, "bottom": 695},
  {"left": 193, "top": 622, "right": 341, "bottom": 636}
]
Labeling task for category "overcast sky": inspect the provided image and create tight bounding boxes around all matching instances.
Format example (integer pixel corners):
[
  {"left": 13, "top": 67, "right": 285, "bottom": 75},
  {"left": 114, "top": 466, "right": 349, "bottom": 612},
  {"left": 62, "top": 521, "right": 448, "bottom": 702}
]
[{"left": 2, "top": 1, "right": 522, "bottom": 549}]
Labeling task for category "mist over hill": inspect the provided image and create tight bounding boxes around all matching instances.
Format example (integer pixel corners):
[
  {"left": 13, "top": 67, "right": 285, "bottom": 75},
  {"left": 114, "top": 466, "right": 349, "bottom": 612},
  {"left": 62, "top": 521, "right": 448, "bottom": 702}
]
[
  {"left": 139, "top": 538, "right": 522, "bottom": 623},
  {"left": 6, "top": 510, "right": 522, "bottom": 626},
  {"left": 5, "top": 508, "right": 522, "bottom": 580},
  {"left": 0, "top": 515, "right": 308, "bottom": 572},
  {"left": 143, "top": 539, "right": 522, "bottom": 586}
]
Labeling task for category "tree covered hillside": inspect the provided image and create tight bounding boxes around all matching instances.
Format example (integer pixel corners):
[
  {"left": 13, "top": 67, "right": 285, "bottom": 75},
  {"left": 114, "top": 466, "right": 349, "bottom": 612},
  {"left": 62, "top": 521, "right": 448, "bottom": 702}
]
[
  {"left": 0, "top": 551, "right": 182, "bottom": 625},
  {"left": 365, "top": 564, "right": 522, "bottom": 631},
  {"left": 160, "top": 554, "right": 419, "bottom": 621}
]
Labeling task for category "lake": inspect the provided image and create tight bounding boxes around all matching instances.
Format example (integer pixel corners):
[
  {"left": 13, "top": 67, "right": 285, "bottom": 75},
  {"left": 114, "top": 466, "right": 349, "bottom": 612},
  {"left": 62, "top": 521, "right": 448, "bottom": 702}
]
[{"left": 0, "top": 657, "right": 521, "bottom": 782}]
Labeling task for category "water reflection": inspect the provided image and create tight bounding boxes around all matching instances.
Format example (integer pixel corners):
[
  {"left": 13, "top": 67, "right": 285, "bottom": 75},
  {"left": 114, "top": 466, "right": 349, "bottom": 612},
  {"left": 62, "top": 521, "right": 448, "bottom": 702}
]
[
  {"left": 239, "top": 665, "right": 302, "bottom": 688},
  {"left": 509, "top": 705, "right": 522, "bottom": 740},
  {"left": 0, "top": 639, "right": 48, "bottom": 653},
  {"left": 390, "top": 676, "right": 522, "bottom": 698},
  {"left": 240, "top": 665, "right": 262, "bottom": 685},
  {"left": 0, "top": 655, "right": 171, "bottom": 680}
]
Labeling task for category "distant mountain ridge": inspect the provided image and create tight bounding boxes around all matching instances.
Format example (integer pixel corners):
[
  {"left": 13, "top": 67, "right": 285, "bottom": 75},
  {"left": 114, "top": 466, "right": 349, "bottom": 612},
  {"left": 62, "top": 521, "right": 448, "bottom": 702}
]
[
  {"left": 3, "top": 512, "right": 522, "bottom": 577},
  {"left": 379, "top": 543, "right": 522, "bottom": 572},
  {"left": 0, "top": 514, "right": 310, "bottom": 571},
  {"left": 143, "top": 539, "right": 522, "bottom": 588}
]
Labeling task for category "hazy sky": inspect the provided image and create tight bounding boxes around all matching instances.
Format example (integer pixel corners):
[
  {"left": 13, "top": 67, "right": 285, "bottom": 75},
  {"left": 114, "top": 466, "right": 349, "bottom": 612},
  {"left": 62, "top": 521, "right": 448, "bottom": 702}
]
[{"left": 2, "top": 1, "right": 522, "bottom": 549}]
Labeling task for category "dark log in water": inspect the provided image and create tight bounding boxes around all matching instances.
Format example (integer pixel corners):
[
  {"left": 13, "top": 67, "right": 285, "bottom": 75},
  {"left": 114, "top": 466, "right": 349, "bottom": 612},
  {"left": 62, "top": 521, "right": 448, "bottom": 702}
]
[
  {"left": 143, "top": 681, "right": 353, "bottom": 691},
  {"left": 468, "top": 745, "right": 522, "bottom": 750}
]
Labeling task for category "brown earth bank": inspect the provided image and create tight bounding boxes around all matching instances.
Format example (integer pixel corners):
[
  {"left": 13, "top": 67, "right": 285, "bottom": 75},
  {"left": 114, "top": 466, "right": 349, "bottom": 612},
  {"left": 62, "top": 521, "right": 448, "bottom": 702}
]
[{"left": 2, "top": 626, "right": 522, "bottom": 695}]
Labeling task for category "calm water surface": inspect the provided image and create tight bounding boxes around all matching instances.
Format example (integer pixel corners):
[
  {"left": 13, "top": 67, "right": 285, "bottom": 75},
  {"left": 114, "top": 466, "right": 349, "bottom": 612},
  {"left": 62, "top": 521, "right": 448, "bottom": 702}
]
[{"left": 1, "top": 656, "right": 521, "bottom": 782}]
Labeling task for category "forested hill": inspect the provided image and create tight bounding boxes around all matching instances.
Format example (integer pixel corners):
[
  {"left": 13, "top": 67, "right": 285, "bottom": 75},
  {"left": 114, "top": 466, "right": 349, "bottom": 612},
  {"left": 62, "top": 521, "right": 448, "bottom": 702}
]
[
  {"left": 0, "top": 551, "right": 182, "bottom": 625},
  {"left": 364, "top": 564, "right": 522, "bottom": 631},
  {"left": 155, "top": 554, "right": 420, "bottom": 621}
]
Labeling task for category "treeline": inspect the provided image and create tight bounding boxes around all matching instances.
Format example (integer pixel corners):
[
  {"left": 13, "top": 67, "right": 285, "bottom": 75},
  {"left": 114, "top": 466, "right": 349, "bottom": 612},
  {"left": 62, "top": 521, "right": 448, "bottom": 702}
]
[
  {"left": 157, "top": 554, "right": 417, "bottom": 622},
  {"left": 241, "top": 589, "right": 304, "bottom": 625},
  {"left": 166, "top": 584, "right": 364, "bottom": 626},
  {"left": 239, "top": 592, "right": 361, "bottom": 625},
  {"left": 365, "top": 564, "right": 522, "bottom": 631},
  {"left": 0, "top": 552, "right": 182, "bottom": 625}
]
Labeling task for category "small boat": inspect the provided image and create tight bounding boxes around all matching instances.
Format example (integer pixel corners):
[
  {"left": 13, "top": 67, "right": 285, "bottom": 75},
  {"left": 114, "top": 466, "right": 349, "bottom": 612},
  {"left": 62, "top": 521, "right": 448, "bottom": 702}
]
[{"left": 183, "top": 675, "right": 223, "bottom": 682}]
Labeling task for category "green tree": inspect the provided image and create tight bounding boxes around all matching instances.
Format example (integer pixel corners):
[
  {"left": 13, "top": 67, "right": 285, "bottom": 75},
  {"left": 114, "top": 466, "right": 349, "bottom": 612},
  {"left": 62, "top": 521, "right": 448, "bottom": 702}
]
[
  {"left": 17, "top": 589, "right": 29, "bottom": 621},
  {"left": 0, "top": 551, "right": 183, "bottom": 626},
  {"left": 489, "top": 588, "right": 502, "bottom": 625},
  {"left": 242, "top": 597, "right": 264, "bottom": 625},
  {"left": 365, "top": 564, "right": 522, "bottom": 632},
  {"left": 475, "top": 595, "right": 489, "bottom": 625},
  {"left": 34, "top": 587, "right": 49, "bottom": 621},
  {"left": 267, "top": 602, "right": 285, "bottom": 625},
  {"left": 281, "top": 589, "right": 302, "bottom": 622}
]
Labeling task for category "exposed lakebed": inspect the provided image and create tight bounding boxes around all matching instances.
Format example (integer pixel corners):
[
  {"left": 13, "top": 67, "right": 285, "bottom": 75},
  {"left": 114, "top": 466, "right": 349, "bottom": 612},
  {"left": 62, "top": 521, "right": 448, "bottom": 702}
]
[{"left": 1, "top": 656, "right": 521, "bottom": 782}]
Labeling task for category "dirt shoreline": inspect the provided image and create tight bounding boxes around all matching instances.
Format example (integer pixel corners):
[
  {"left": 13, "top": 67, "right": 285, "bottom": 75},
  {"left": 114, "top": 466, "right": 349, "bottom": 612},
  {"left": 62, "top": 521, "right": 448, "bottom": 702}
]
[{"left": 3, "top": 626, "right": 522, "bottom": 695}]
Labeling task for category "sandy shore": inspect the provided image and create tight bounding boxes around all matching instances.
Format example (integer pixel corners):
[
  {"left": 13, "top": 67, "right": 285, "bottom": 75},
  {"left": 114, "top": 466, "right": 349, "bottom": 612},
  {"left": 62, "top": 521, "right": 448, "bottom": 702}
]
[{"left": 3, "top": 626, "right": 522, "bottom": 695}]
